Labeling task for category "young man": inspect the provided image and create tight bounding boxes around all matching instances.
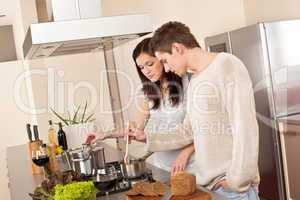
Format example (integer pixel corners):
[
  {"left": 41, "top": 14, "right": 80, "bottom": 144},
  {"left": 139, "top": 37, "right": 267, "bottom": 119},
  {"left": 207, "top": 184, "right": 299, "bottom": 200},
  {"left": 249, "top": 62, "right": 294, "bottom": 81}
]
[{"left": 147, "top": 22, "right": 260, "bottom": 199}]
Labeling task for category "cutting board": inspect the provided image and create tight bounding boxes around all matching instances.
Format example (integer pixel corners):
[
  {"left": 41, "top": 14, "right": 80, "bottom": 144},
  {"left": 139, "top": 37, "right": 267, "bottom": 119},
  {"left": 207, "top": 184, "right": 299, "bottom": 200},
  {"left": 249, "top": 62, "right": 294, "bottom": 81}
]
[
  {"left": 171, "top": 189, "right": 212, "bottom": 200},
  {"left": 126, "top": 196, "right": 160, "bottom": 200},
  {"left": 126, "top": 189, "right": 211, "bottom": 200}
]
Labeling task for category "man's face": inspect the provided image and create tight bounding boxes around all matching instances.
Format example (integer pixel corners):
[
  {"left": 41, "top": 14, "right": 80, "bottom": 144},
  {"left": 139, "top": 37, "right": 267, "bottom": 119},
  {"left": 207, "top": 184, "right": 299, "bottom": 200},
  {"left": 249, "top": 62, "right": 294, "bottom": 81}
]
[{"left": 155, "top": 44, "right": 187, "bottom": 77}]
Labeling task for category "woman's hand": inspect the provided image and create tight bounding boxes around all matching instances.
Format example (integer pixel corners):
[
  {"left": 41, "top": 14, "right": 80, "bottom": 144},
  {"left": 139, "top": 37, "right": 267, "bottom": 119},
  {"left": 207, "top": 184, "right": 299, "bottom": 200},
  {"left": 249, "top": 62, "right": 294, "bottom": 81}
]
[
  {"left": 85, "top": 129, "right": 127, "bottom": 144},
  {"left": 85, "top": 132, "right": 106, "bottom": 144},
  {"left": 125, "top": 121, "right": 147, "bottom": 143},
  {"left": 132, "top": 128, "right": 147, "bottom": 142},
  {"left": 171, "top": 151, "right": 190, "bottom": 175},
  {"left": 171, "top": 143, "right": 195, "bottom": 175}
]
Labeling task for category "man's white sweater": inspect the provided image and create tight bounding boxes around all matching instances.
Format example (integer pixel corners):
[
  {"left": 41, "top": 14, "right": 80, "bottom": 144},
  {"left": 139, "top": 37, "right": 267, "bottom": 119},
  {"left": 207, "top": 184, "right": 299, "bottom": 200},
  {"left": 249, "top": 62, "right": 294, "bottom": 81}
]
[{"left": 147, "top": 53, "right": 260, "bottom": 192}]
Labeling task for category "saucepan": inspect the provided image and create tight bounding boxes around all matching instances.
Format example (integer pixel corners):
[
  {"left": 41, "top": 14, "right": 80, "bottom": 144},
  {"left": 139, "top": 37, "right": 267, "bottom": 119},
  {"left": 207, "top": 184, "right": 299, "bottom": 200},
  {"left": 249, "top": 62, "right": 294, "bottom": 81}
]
[
  {"left": 120, "top": 151, "right": 153, "bottom": 179},
  {"left": 56, "top": 143, "right": 106, "bottom": 176}
]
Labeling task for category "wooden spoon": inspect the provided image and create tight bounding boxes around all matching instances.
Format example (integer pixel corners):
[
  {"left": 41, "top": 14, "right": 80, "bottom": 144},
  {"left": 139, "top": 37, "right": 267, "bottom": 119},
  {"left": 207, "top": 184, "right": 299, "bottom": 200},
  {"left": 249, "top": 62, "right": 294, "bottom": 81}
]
[{"left": 124, "top": 122, "right": 130, "bottom": 164}]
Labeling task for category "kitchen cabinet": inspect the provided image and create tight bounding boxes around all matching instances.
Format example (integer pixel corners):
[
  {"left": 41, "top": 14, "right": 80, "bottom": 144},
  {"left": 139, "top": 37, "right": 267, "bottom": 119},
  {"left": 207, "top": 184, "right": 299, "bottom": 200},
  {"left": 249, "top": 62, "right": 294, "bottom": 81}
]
[
  {"left": 51, "top": 0, "right": 102, "bottom": 21},
  {"left": 0, "top": 25, "right": 17, "bottom": 62}
]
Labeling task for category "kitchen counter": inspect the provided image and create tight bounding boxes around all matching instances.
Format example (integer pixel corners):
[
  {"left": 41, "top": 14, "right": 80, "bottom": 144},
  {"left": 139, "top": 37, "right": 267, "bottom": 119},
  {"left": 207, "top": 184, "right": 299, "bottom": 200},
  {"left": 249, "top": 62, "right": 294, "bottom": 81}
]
[{"left": 6, "top": 143, "right": 227, "bottom": 200}]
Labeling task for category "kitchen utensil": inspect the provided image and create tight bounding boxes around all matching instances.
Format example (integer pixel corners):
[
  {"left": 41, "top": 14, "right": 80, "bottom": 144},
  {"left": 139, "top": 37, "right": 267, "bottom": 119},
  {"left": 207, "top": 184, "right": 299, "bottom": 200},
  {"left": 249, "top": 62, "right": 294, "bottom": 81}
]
[
  {"left": 161, "top": 190, "right": 172, "bottom": 200},
  {"left": 138, "top": 151, "right": 153, "bottom": 161},
  {"left": 120, "top": 151, "right": 153, "bottom": 179},
  {"left": 126, "top": 196, "right": 160, "bottom": 200},
  {"left": 69, "top": 146, "right": 93, "bottom": 176},
  {"left": 90, "top": 145, "right": 106, "bottom": 174},
  {"left": 26, "top": 124, "right": 33, "bottom": 142},
  {"left": 56, "top": 151, "right": 72, "bottom": 172},
  {"left": 67, "top": 144, "right": 106, "bottom": 176},
  {"left": 31, "top": 144, "right": 51, "bottom": 177},
  {"left": 28, "top": 140, "right": 43, "bottom": 174},
  {"left": 124, "top": 126, "right": 130, "bottom": 164},
  {"left": 138, "top": 189, "right": 210, "bottom": 200},
  {"left": 171, "top": 189, "right": 211, "bottom": 200},
  {"left": 33, "top": 125, "right": 40, "bottom": 141}
]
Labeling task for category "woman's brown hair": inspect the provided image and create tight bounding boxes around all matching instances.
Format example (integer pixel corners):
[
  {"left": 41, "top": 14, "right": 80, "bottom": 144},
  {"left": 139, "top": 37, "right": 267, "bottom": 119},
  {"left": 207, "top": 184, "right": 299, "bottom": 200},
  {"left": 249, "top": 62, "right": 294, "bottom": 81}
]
[{"left": 132, "top": 38, "right": 183, "bottom": 109}]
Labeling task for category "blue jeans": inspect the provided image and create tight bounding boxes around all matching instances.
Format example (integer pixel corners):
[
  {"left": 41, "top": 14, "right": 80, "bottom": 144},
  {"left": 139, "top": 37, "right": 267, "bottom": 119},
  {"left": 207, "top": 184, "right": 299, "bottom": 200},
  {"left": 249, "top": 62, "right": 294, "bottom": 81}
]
[{"left": 214, "top": 187, "right": 260, "bottom": 200}]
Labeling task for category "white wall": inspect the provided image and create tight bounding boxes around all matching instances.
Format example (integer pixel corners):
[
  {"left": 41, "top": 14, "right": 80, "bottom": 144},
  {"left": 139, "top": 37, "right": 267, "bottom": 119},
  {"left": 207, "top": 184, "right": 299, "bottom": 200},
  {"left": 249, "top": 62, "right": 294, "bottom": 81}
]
[
  {"left": 0, "top": 2, "right": 33, "bottom": 199},
  {"left": 0, "top": 60, "right": 31, "bottom": 199},
  {"left": 244, "top": 0, "right": 300, "bottom": 25},
  {"left": 26, "top": 53, "right": 115, "bottom": 142},
  {"left": 102, "top": 0, "right": 247, "bottom": 46}
]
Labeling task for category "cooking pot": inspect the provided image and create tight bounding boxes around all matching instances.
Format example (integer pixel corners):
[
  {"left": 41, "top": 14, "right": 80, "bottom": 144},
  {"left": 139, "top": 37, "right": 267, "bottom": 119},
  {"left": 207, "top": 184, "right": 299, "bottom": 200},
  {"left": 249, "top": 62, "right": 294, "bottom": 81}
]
[
  {"left": 56, "top": 151, "right": 72, "bottom": 172},
  {"left": 57, "top": 144, "right": 106, "bottom": 176},
  {"left": 90, "top": 146, "right": 106, "bottom": 174},
  {"left": 70, "top": 146, "right": 93, "bottom": 176},
  {"left": 120, "top": 151, "right": 153, "bottom": 179}
]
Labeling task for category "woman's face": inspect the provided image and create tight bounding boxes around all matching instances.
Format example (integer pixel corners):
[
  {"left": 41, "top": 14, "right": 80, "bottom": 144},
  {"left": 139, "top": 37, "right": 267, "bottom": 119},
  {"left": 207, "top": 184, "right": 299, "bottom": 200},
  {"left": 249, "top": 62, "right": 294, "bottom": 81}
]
[{"left": 136, "top": 53, "right": 164, "bottom": 82}]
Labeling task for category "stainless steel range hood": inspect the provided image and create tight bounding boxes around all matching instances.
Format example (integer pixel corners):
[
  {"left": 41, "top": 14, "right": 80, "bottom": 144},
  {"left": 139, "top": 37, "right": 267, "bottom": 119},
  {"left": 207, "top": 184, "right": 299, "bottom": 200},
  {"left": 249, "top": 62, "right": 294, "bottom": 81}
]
[{"left": 23, "top": 14, "right": 152, "bottom": 59}]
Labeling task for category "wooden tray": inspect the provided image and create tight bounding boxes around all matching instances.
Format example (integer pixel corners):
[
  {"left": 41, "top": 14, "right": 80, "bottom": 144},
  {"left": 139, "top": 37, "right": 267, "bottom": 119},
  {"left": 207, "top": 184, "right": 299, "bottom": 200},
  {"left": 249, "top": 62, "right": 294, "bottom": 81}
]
[{"left": 126, "top": 189, "right": 211, "bottom": 200}]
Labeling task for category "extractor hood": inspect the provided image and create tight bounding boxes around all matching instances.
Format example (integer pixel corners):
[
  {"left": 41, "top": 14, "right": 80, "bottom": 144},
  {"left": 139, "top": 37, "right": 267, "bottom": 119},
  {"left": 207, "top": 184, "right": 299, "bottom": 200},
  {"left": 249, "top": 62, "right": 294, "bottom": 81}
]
[{"left": 23, "top": 14, "right": 152, "bottom": 59}]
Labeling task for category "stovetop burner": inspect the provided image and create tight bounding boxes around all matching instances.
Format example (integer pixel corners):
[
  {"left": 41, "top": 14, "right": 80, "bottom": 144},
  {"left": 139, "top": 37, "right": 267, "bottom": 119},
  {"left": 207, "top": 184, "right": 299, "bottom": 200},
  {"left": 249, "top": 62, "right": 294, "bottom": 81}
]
[{"left": 95, "top": 161, "right": 153, "bottom": 197}]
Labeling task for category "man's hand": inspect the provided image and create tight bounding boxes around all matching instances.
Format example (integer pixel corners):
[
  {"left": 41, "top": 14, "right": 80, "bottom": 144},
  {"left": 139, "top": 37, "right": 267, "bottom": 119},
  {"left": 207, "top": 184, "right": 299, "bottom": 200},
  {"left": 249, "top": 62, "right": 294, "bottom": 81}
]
[{"left": 214, "top": 179, "right": 230, "bottom": 191}]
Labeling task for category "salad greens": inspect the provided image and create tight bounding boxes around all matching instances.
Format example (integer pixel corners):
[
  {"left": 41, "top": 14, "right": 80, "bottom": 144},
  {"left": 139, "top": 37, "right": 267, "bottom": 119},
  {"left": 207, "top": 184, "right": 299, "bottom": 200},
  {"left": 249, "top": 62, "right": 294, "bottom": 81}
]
[{"left": 54, "top": 181, "right": 97, "bottom": 200}]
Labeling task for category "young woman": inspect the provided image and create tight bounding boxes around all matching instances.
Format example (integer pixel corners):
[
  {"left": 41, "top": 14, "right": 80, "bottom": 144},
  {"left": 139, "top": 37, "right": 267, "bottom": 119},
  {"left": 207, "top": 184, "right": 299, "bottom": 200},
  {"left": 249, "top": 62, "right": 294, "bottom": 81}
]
[{"left": 86, "top": 38, "right": 195, "bottom": 174}]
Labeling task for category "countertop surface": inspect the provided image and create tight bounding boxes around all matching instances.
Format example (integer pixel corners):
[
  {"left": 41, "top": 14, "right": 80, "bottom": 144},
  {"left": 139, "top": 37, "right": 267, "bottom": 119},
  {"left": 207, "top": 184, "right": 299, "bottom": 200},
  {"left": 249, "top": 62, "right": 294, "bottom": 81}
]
[{"left": 6, "top": 142, "right": 227, "bottom": 200}]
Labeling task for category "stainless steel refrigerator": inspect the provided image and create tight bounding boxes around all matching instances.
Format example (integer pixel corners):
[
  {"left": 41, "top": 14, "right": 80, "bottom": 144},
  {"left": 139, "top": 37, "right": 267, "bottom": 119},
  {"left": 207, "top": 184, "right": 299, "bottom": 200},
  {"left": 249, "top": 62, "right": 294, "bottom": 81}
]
[{"left": 205, "top": 20, "right": 300, "bottom": 200}]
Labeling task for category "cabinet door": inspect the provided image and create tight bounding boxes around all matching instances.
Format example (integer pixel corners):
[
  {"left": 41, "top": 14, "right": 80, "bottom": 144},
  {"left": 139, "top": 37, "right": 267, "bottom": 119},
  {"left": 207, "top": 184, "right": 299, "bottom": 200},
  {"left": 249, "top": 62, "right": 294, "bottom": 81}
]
[
  {"left": 0, "top": 25, "right": 17, "bottom": 62},
  {"left": 78, "top": 0, "right": 102, "bottom": 19},
  {"left": 51, "top": 0, "right": 80, "bottom": 21},
  {"left": 279, "top": 118, "right": 300, "bottom": 200}
]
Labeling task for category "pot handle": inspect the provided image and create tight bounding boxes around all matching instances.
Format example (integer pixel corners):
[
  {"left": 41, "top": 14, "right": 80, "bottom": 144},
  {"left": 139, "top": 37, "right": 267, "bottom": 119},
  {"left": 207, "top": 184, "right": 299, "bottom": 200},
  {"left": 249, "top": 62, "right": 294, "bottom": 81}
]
[
  {"left": 72, "top": 156, "right": 91, "bottom": 162},
  {"left": 138, "top": 151, "right": 153, "bottom": 161}
]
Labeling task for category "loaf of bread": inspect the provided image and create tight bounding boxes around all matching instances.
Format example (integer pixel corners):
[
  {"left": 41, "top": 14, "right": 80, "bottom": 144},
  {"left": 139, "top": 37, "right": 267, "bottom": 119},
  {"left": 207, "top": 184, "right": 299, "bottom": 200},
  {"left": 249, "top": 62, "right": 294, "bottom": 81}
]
[{"left": 171, "top": 172, "right": 196, "bottom": 196}]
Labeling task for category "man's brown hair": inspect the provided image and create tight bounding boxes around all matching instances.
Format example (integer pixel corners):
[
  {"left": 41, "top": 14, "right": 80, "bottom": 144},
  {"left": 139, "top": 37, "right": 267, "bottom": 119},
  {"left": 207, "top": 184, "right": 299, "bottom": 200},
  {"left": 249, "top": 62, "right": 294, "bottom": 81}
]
[{"left": 150, "top": 21, "right": 200, "bottom": 53}]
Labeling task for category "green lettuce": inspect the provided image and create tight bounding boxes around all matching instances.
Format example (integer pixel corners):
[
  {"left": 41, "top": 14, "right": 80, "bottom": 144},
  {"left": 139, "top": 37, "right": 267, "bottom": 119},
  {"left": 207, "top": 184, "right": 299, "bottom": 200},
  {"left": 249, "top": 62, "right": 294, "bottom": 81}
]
[{"left": 54, "top": 181, "right": 97, "bottom": 200}]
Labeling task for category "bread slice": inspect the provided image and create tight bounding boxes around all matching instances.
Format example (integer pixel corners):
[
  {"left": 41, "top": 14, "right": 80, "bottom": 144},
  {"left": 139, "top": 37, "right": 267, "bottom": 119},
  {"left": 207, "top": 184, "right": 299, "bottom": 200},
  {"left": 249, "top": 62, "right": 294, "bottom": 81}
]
[{"left": 152, "top": 181, "right": 170, "bottom": 195}]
